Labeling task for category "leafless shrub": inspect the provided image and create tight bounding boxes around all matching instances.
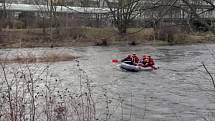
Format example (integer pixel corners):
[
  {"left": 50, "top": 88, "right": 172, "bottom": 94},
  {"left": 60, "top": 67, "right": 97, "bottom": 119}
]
[
  {"left": 0, "top": 52, "right": 135, "bottom": 121},
  {"left": 65, "top": 27, "right": 86, "bottom": 40},
  {"left": 0, "top": 57, "right": 96, "bottom": 121},
  {"left": 126, "top": 28, "right": 155, "bottom": 42},
  {"left": 95, "top": 38, "right": 108, "bottom": 46},
  {"left": 156, "top": 25, "right": 187, "bottom": 44},
  {"left": 142, "top": 28, "right": 156, "bottom": 41},
  {"left": 157, "top": 26, "right": 179, "bottom": 42}
]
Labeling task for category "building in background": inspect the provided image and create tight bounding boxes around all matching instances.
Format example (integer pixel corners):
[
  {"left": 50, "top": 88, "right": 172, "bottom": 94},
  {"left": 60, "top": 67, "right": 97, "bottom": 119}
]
[{"left": 0, "top": 0, "right": 214, "bottom": 30}]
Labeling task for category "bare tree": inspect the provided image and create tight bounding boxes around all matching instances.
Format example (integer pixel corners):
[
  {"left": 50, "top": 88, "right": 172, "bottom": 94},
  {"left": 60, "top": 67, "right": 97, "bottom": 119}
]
[
  {"left": 0, "top": 0, "right": 7, "bottom": 30},
  {"left": 80, "top": 0, "right": 90, "bottom": 7},
  {"left": 180, "top": 0, "right": 215, "bottom": 33},
  {"left": 138, "top": 0, "right": 215, "bottom": 33},
  {"left": 104, "top": 0, "right": 143, "bottom": 34},
  {"left": 33, "top": 0, "right": 49, "bottom": 33}
]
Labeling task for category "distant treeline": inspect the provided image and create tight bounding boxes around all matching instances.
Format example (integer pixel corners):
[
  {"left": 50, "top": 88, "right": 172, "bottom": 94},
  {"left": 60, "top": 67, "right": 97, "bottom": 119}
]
[{"left": 0, "top": 0, "right": 215, "bottom": 34}]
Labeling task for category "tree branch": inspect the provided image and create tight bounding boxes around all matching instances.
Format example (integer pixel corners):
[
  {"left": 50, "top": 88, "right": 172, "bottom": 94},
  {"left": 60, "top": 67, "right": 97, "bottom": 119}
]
[{"left": 202, "top": 62, "right": 215, "bottom": 90}]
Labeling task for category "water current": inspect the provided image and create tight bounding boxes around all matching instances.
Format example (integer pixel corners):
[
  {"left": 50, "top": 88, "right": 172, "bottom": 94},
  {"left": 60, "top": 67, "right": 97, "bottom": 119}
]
[{"left": 1, "top": 44, "right": 215, "bottom": 121}]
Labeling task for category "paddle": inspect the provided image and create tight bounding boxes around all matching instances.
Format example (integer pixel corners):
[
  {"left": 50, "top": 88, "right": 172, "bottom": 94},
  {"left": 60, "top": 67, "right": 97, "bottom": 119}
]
[{"left": 112, "top": 59, "right": 119, "bottom": 63}]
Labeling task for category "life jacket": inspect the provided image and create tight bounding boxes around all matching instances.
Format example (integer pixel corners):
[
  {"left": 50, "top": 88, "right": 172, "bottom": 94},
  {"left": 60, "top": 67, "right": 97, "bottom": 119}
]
[
  {"left": 132, "top": 55, "right": 139, "bottom": 64},
  {"left": 148, "top": 57, "right": 154, "bottom": 66}
]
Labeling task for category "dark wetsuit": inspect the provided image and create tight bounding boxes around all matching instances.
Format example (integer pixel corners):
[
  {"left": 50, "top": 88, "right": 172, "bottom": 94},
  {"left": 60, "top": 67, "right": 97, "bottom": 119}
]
[{"left": 121, "top": 56, "right": 134, "bottom": 65}]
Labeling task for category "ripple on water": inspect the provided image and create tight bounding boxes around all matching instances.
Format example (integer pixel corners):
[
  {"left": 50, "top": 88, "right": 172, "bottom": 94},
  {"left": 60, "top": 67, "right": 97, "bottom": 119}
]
[{"left": 1, "top": 44, "right": 215, "bottom": 121}]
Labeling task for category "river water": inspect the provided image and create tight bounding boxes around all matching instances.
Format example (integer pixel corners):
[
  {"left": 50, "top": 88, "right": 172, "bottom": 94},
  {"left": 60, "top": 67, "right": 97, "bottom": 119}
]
[{"left": 1, "top": 44, "right": 215, "bottom": 121}]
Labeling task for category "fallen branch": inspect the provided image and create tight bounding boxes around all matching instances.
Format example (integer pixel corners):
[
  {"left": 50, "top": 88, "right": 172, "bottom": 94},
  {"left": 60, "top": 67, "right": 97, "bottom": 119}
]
[{"left": 202, "top": 62, "right": 215, "bottom": 90}]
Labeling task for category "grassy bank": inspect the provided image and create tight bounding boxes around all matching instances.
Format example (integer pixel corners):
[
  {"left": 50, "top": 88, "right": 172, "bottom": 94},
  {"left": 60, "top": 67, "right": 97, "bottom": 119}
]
[{"left": 0, "top": 27, "right": 215, "bottom": 48}]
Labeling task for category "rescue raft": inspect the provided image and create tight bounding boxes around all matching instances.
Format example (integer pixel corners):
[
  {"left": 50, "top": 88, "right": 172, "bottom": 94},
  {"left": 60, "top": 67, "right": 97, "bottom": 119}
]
[{"left": 119, "top": 63, "right": 154, "bottom": 72}]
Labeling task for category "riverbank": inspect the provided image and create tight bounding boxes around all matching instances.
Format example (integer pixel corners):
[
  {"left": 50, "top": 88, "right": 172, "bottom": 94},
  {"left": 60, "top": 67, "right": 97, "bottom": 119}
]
[{"left": 0, "top": 27, "right": 215, "bottom": 48}]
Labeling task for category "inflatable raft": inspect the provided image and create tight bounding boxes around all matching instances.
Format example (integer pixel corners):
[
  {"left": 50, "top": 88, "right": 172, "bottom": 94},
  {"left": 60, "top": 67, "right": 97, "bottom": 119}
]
[{"left": 119, "top": 63, "right": 154, "bottom": 72}]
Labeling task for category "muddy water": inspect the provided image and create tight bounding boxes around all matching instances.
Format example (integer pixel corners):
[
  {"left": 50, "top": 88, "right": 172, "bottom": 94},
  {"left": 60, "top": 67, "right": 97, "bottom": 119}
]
[{"left": 1, "top": 44, "right": 215, "bottom": 121}]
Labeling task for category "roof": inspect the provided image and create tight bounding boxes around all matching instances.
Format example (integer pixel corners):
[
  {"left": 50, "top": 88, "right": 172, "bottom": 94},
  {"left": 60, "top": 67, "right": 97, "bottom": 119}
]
[{"left": 0, "top": 3, "right": 110, "bottom": 14}]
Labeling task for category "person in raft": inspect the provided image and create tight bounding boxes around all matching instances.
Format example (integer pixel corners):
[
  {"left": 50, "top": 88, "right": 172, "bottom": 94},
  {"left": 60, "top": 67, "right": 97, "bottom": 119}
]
[
  {"left": 131, "top": 53, "right": 140, "bottom": 65},
  {"left": 139, "top": 55, "right": 157, "bottom": 69},
  {"left": 121, "top": 54, "right": 133, "bottom": 65},
  {"left": 121, "top": 53, "right": 140, "bottom": 65}
]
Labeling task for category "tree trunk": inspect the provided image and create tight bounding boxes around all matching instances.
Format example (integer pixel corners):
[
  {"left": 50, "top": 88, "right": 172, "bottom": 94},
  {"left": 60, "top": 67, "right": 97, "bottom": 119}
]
[{"left": 0, "top": 0, "right": 7, "bottom": 31}]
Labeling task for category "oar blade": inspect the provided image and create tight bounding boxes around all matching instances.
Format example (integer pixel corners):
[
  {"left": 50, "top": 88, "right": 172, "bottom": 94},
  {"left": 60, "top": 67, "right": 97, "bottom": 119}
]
[{"left": 112, "top": 59, "right": 119, "bottom": 63}]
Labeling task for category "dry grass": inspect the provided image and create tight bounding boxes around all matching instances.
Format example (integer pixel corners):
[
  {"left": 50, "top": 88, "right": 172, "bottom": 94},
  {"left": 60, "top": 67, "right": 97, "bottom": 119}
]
[
  {"left": 184, "top": 32, "right": 215, "bottom": 44},
  {"left": 1, "top": 27, "right": 215, "bottom": 48},
  {"left": 0, "top": 52, "right": 77, "bottom": 63},
  {"left": 126, "top": 28, "right": 155, "bottom": 41}
]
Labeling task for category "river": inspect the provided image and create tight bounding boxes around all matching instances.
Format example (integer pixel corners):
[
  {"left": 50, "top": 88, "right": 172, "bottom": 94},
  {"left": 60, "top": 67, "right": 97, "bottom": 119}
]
[{"left": 1, "top": 44, "right": 215, "bottom": 121}]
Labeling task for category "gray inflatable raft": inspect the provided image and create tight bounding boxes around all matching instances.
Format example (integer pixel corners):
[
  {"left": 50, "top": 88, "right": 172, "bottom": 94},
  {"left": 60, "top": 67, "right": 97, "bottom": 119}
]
[{"left": 119, "top": 63, "right": 154, "bottom": 72}]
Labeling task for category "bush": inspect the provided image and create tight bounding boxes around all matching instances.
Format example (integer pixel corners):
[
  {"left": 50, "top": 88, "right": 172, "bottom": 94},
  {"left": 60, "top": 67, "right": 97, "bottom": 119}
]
[
  {"left": 0, "top": 60, "right": 96, "bottom": 121},
  {"left": 0, "top": 54, "right": 133, "bottom": 121},
  {"left": 14, "top": 20, "right": 25, "bottom": 29},
  {"left": 62, "top": 27, "right": 86, "bottom": 40},
  {"left": 156, "top": 25, "right": 186, "bottom": 44}
]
